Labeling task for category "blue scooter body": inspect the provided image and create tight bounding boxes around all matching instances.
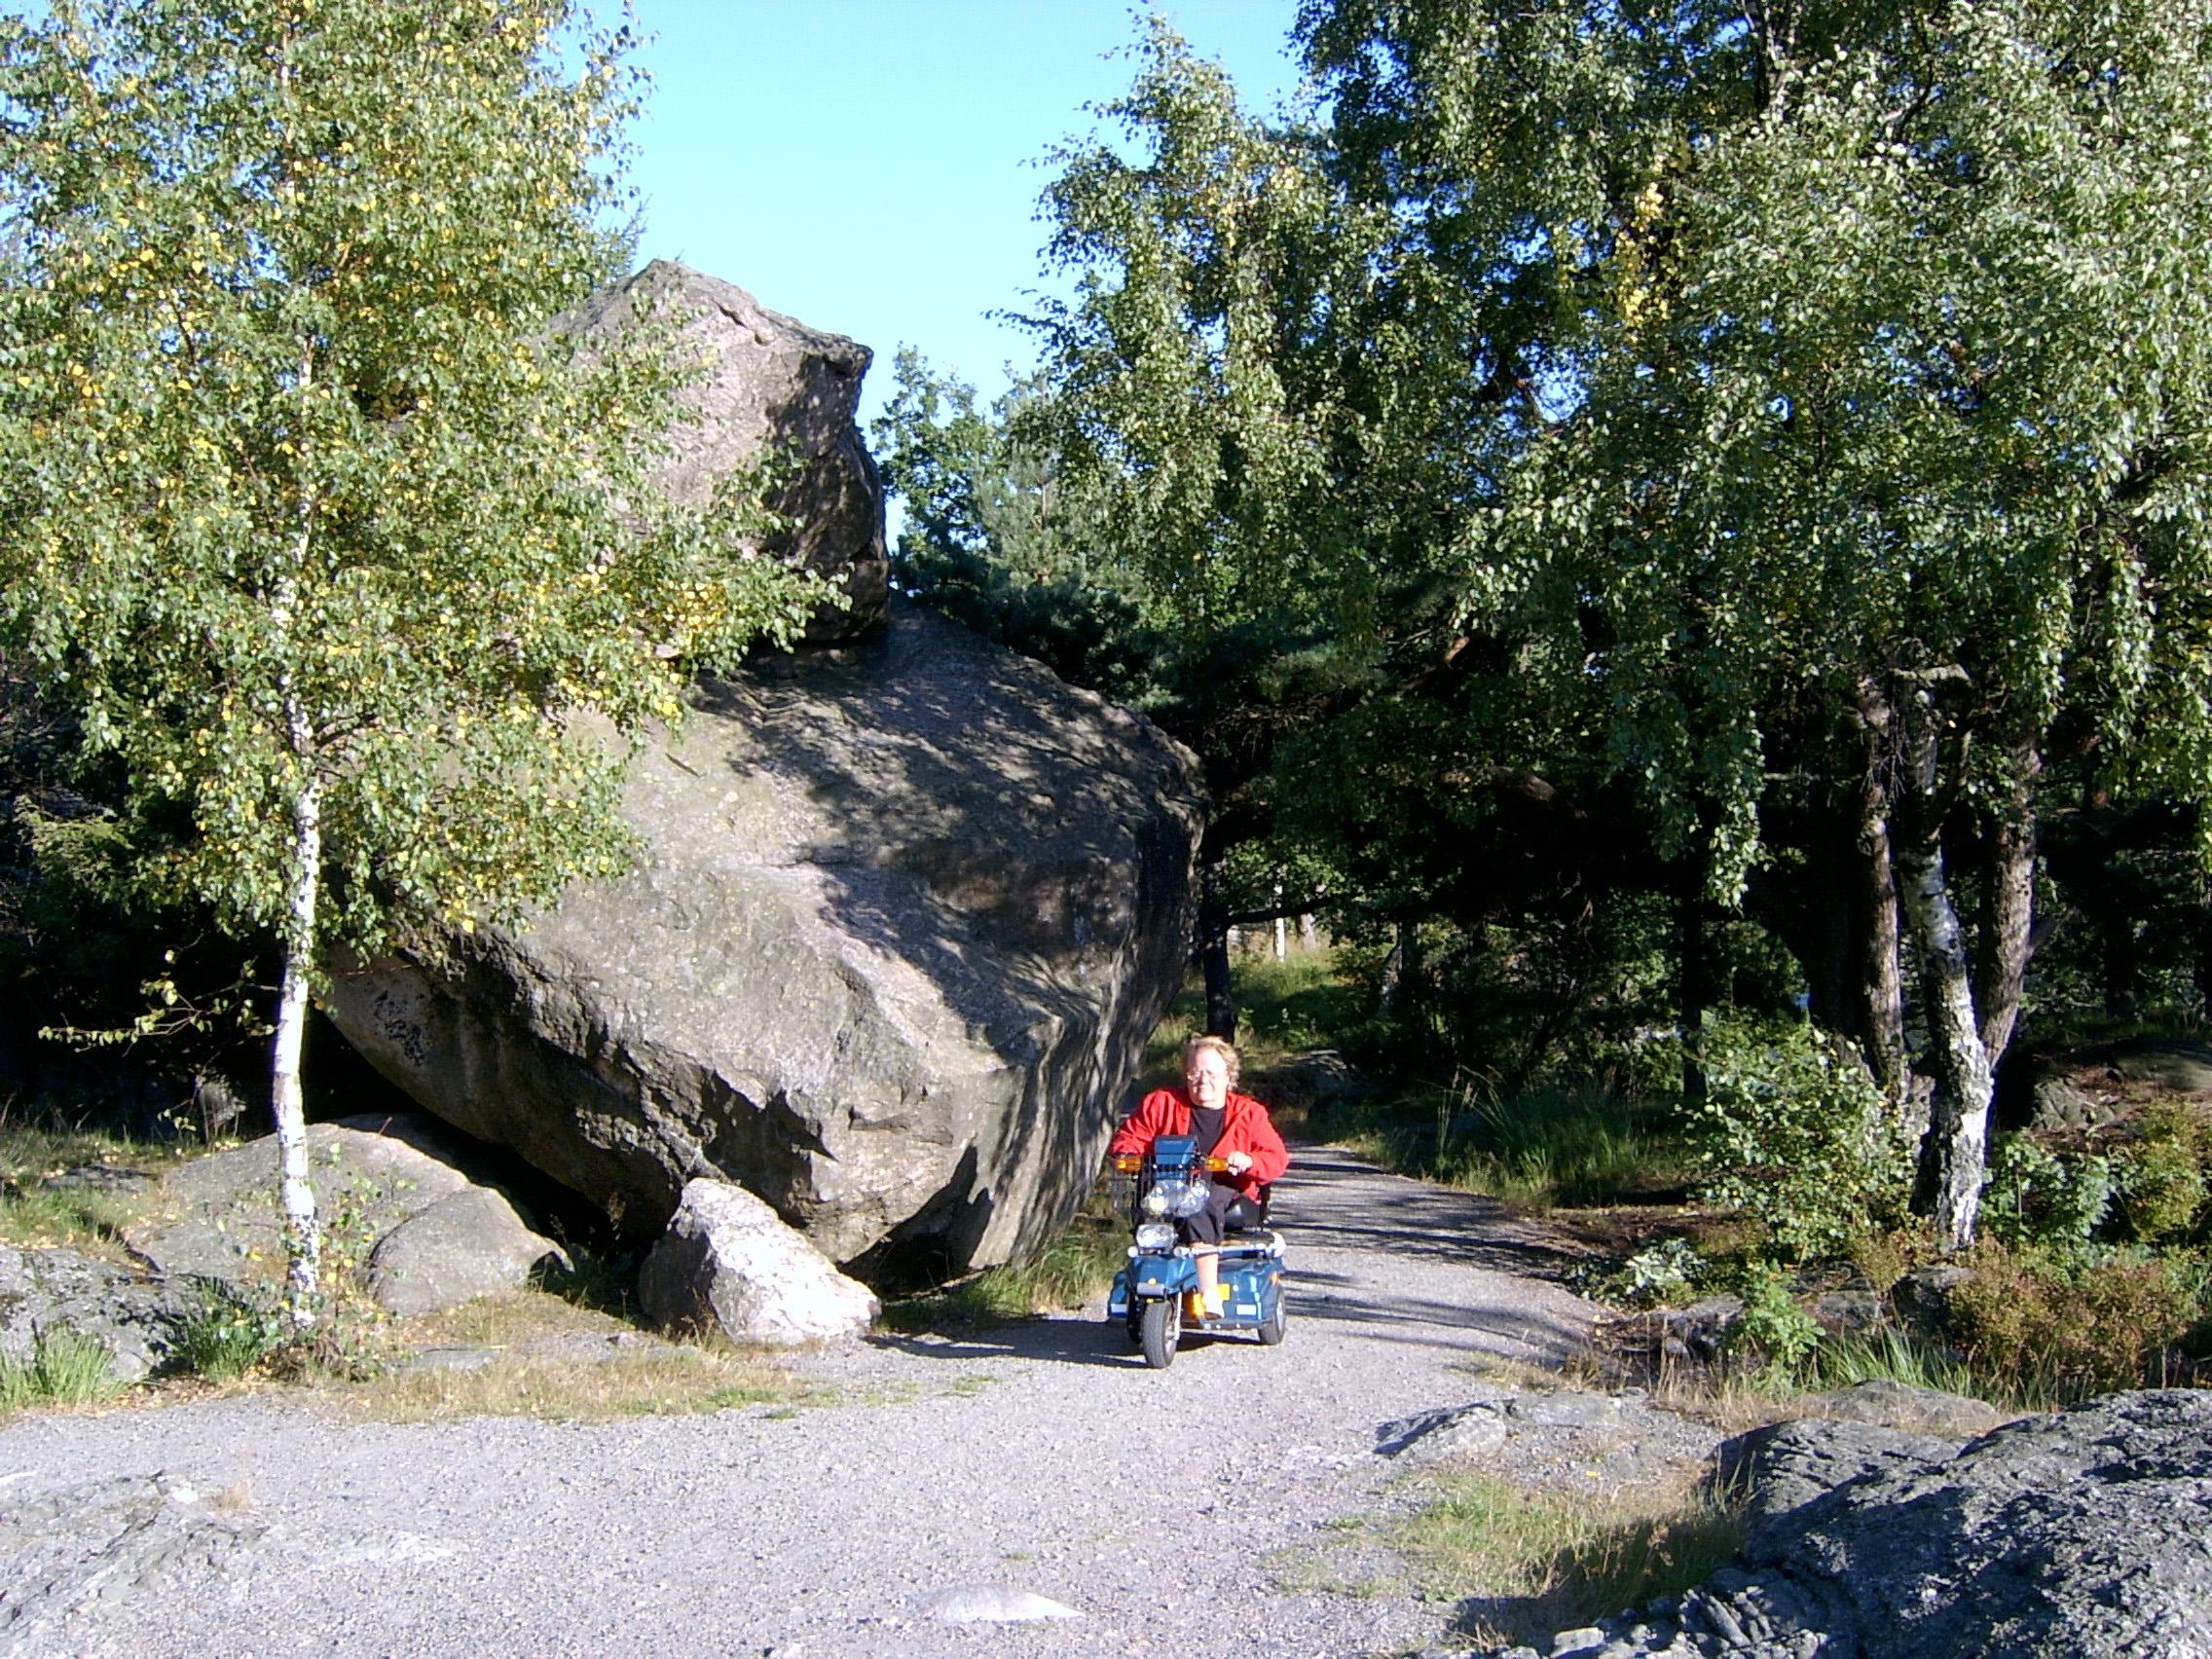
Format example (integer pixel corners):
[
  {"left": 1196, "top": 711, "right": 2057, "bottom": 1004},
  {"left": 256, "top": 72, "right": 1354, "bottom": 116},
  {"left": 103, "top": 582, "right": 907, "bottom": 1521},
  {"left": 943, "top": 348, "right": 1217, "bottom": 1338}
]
[{"left": 1106, "top": 1134, "right": 1286, "bottom": 1366}]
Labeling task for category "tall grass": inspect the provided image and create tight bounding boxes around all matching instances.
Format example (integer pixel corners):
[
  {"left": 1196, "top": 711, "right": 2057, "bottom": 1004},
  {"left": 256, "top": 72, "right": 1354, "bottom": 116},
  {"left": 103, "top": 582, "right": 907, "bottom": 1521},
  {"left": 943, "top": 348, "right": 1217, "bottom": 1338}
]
[
  {"left": 1333, "top": 1083, "right": 1677, "bottom": 1210},
  {"left": 1144, "top": 948, "right": 1351, "bottom": 1077},
  {"left": 1396, "top": 1472, "right": 1742, "bottom": 1645},
  {"left": 0, "top": 1328, "right": 125, "bottom": 1411}
]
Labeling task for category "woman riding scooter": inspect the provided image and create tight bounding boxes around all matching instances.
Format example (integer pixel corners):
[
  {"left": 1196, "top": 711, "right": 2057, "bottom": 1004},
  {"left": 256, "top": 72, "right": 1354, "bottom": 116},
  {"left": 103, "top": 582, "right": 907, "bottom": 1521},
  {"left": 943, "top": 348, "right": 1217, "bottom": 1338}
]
[{"left": 1107, "top": 1036, "right": 1289, "bottom": 1318}]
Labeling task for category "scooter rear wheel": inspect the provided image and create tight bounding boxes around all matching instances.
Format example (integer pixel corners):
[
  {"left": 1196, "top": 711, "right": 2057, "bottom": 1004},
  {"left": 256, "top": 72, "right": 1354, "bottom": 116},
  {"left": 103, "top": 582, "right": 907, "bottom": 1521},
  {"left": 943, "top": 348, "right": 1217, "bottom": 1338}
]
[
  {"left": 1256, "top": 1298, "right": 1286, "bottom": 1346},
  {"left": 1139, "top": 1295, "right": 1180, "bottom": 1369}
]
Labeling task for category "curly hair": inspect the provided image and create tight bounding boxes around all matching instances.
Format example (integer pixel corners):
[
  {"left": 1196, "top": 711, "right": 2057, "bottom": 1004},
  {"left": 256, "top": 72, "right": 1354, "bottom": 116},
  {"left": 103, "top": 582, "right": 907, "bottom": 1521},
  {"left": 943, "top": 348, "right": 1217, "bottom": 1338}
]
[{"left": 1181, "top": 1034, "right": 1241, "bottom": 1088}]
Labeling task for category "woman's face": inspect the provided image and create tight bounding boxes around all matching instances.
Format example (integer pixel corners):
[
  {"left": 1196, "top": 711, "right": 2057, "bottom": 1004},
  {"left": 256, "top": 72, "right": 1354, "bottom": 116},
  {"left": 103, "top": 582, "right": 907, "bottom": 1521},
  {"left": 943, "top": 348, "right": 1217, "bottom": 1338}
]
[{"left": 1187, "top": 1051, "right": 1230, "bottom": 1105}]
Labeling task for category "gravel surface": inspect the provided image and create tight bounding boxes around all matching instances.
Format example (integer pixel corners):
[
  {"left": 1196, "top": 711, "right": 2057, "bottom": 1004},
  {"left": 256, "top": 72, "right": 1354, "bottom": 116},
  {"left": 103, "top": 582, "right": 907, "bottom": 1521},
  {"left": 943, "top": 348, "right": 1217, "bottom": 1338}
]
[{"left": 0, "top": 1144, "right": 1724, "bottom": 1658}]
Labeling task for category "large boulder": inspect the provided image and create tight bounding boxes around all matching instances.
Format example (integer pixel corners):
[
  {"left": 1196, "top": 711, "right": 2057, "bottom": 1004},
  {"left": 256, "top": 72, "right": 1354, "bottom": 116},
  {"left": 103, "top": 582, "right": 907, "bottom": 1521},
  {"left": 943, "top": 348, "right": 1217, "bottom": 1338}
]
[
  {"left": 323, "top": 603, "right": 1204, "bottom": 1276},
  {"left": 554, "top": 259, "right": 889, "bottom": 643},
  {"left": 1494, "top": 1390, "right": 2212, "bottom": 1658},
  {"left": 639, "top": 1178, "right": 878, "bottom": 1346},
  {"left": 122, "top": 1118, "right": 564, "bottom": 1317}
]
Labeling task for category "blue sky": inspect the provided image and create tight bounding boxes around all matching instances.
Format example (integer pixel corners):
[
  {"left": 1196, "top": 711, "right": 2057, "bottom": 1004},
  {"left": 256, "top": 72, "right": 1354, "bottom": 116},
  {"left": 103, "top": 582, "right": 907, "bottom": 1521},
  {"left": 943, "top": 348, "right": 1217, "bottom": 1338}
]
[{"left": 624, "top": 2, "right": 1304, "bottom": 429}]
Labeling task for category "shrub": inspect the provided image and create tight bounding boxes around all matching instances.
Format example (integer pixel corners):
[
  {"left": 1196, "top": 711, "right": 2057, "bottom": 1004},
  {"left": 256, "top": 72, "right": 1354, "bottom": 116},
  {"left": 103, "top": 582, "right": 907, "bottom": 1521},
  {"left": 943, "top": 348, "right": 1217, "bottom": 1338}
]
[
  {"left": 1981, "top": 1134, "right": 2115, "bottom": 1254},
  {"left": 1725, "top": 1265, "right": 1824, "bottom": 1386},
  {"left": 2113, "top": 1103, "right": 2208, "bottom": 1244},
  {"left": 172, "top": 1283, "right": 288, "bottom": 1382},
  {"left": 1686, "top": 1018, "right": 1911, "bottom": 1262},
  {"left": 1947, "top": 1240, "right": 2202, "bottom": 1406}
]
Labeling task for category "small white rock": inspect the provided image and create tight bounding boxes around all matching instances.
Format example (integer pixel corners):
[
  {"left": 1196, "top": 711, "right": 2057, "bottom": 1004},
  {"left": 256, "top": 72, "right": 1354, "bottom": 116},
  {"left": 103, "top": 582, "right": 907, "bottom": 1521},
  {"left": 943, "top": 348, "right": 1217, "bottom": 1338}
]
[{"left": 920, "top": 1584, "right": 1083, "bottom": 1624}]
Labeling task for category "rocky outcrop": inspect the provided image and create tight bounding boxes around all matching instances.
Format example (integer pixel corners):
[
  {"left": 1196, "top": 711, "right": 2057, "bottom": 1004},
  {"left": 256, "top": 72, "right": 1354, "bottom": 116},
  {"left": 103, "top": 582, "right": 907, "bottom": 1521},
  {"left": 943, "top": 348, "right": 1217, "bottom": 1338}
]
[
  {"left": 639, "top": 1178, "right": 877, "bottom": 1346},
  {"left": 123, "top": 1118, "right": 564, "bottom": 1318},
  {"left": 324, "top": 603, "right": 1205, "bottom": 1276},
  {"left": 1478, "top": 1390, "right": 2212, "bottom": 1659},
  {"left": 0, "top": 1244, "right": 194, "bottom": 1383},
  {"left": 554, "top": 260, "right": 889, "bottom": 643}
]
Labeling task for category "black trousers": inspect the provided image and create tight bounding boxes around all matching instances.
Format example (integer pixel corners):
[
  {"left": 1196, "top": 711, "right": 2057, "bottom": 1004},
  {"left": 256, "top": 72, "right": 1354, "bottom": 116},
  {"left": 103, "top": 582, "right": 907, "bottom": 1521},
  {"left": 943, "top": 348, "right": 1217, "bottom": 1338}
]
[{"left": 1180, "top": 1183, "right": 1263, "bottom": 1246}]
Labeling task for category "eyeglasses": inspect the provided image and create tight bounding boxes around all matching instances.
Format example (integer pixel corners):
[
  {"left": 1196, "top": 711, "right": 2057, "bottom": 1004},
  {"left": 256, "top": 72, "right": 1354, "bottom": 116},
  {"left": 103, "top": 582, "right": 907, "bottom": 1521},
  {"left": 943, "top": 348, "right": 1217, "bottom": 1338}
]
[{"left": 1186, "top": 1069, "right": 1228, "bottom": 1086}]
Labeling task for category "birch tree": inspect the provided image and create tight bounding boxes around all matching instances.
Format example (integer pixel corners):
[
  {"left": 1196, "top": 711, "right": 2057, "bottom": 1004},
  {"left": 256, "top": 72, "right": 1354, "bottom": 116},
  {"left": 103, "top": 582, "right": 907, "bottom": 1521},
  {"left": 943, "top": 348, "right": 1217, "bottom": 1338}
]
[
  {"left": 1307, "top": 0, "right": 2212, "bottom": 1246},
  {"left": 0, "top": 0, "right": 818, "bottom": 1318}
]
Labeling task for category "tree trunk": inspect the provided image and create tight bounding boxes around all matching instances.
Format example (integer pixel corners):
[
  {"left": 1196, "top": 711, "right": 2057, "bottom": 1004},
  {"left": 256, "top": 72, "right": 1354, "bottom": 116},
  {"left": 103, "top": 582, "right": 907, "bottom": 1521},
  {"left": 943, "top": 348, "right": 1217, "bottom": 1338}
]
[
  {"left": 1897, "top": 697, "right": 1995, "bottom": 1252},
  {"left": 1849, "top": 680, "right": 1908, "bottom": 1097},
  {"left": 271, "top": 774, "right": 323, "bottom": 1324},
  {"left": 1198, "top": 856, "right": 1236, "bottom": 1043},
  {"left": 1677, "top": 879, "right": 1713, "bottom": 1110},
  {"left": 1974, "top": 745, "right": 2040, "bottom": 1061}
]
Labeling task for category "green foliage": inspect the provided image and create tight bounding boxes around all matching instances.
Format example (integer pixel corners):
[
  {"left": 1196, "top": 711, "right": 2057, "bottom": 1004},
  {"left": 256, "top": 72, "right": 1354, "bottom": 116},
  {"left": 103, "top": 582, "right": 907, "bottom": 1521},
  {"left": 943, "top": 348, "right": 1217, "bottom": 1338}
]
[
  {"left": 172, "top": 1282, "right": 288, "bottom": 1382},
  {"left": 1687, "top": 1019, "right": 1913, "bottom": 1263},
  {"left": 2114, "top": 1103, "right": 2210, "bottom": 1244},
  {"left": 1725, "top": 1266, "right": 1825, "bottom": 1386},
  {"left": 0, "top": 0, "right": 819, "bottom": 958},
  {"left": 0, "top": 1327, "right": 124, "bottom": 1410},
  {"left": 1947, "top": 1240, "right": 2206, "bottom": 1406},
  {"left": 1980, "top": 1134, "right": 2117, "bottom": 1254},
  {"left": 1617, "top": 1237, "right": 1709, "bottom": 1307}
]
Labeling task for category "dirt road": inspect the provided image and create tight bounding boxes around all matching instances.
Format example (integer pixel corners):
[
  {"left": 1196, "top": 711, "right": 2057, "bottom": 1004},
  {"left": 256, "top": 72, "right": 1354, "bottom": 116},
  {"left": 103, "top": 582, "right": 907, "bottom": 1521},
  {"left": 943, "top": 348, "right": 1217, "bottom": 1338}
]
[{"left": 0, "top": 1145, "right": 1677, "bottom": 1659}]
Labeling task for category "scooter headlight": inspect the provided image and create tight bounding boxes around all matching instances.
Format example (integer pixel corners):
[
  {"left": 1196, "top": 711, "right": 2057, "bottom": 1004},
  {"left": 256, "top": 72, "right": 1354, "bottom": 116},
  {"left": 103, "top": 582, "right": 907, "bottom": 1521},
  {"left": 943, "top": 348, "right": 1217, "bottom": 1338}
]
[
  {"left": 1142, "top": 1188, "right": 1169, "bottom": 1217},
  {"left": 1135, "top": 1221, "right": 1176, "bottom": 1249}
]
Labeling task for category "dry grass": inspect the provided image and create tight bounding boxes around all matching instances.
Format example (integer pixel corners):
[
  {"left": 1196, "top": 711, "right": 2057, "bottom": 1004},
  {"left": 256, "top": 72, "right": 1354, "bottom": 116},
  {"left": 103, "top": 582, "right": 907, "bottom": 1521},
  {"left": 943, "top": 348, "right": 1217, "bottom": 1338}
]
[
  {"left": 301, "top": 1285, "right": 833, "bottom": 1421},
  {"left": 330, "top": 1346, "right": 821, "bottom": 1423}
]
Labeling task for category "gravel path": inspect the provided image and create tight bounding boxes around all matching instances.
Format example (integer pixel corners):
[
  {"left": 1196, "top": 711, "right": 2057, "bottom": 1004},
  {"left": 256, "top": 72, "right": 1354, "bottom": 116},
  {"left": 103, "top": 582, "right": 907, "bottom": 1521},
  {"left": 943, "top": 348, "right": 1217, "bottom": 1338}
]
[{"left": 0, "top": 1144, "right": 1722, "bottom": 1659}]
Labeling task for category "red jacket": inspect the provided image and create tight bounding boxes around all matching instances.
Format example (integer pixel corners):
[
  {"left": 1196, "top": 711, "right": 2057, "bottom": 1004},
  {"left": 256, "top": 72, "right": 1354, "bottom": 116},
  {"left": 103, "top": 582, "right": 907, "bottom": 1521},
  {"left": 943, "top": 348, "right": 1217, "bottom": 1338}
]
[{"left": 1108, "top": 1088, "right": 1289, "bottom": 1198}]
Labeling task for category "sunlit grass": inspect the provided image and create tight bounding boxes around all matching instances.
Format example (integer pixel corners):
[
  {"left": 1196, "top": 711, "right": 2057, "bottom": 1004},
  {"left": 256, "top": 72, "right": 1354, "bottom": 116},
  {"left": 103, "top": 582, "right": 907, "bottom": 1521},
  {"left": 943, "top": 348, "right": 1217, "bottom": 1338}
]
[
  {"left": 0, "top": 1112, "right": 203, "bottom": 1257},
  {"left": 1397, "top": 1472, "right": 1742, "bottom": 1645},
  {"left": 0, "top": 1327, "right": 126, "bottom": 1414},
  {"left": 881, "top": 1192, "right": 1127, "bottom": 1332},
  {"left": 328, "top": 1348, "right": 827, "bottom": 1422}
]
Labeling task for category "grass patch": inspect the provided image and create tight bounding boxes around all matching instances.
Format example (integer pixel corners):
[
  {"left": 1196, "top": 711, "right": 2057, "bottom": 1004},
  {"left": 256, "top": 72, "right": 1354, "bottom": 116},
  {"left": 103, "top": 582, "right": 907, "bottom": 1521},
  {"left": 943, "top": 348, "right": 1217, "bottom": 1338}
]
[
  {"left": 880, "top": 1192, "right": 1128, "bottom": 1333},
  {"left": 1806, "top": 1326, "right": 1979, "bottom": 1397},
  {"left": 1397, "top": 1472, "right": 1742, "bottom": 1645},
  {"left": 1331, "top": 1083, "right": 1684, "bottom": 1212},
  {"left": 0, "top": 1116, "right": 201, "bottom": 1257},
  {"left": 1143, "top": 949, "right": 1350, "bottom": 1078},
  {"left": 0, "top": 1327, "right": 126, "bottom": 1412},
  {"left": 170, "top": 1282, "right": 290, "bottom": 1382},
  {"left": 308, "top": 1283, "right": 830, "bottom": 1419},
  {"left": 328, "top": 1347, "right": 824, "bottom": 1422}
]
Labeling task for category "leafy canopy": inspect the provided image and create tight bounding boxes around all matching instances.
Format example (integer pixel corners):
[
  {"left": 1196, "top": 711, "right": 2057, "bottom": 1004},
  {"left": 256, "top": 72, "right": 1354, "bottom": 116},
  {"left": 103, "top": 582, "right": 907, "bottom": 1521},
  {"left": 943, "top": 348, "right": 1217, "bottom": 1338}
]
[{"left": 0, "top": 0, "right": 819, "bottom": 959}]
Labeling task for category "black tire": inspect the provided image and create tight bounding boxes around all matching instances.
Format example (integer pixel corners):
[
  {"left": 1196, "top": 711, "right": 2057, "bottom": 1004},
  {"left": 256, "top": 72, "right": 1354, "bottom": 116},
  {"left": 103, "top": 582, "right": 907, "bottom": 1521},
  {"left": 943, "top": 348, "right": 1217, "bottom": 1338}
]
[
  {"left": 1124, "top": 1308, "right": 1144, "bottom": 1348},
  {"left": 1140, "top": 1296, "right": 1180, "bottom": 1369},
  {"left": 1256, "top": 1297, "right": 1286, "bottom": 1346}
]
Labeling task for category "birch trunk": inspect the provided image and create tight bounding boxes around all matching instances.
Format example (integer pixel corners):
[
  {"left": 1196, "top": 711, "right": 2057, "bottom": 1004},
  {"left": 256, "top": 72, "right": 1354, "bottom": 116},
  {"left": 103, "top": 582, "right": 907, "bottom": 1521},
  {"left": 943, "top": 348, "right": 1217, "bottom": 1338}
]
[
  {"left": 1902, "top": 837, "right": 1994, "bottom": 1250},
  {"left": 272, "top": 770, "right": 322, "bottom": 1322},
  {"left": 1974, "top": 745, "right": 2040, "bottom": 1061},
  {"left": 1895, "top": 689, "right": 1996, "bottom": 1252}
]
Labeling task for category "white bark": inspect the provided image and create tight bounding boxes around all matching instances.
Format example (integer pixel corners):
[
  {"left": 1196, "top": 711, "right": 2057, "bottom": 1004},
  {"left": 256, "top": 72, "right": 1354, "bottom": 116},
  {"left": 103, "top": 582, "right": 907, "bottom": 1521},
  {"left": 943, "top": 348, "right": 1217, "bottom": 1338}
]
[
  {"left": 1901, "top": 828, "right": 1995, "bottom": 1253},
  {"left": 272, "top": 756, "right": 322, "bottom": 1323}
]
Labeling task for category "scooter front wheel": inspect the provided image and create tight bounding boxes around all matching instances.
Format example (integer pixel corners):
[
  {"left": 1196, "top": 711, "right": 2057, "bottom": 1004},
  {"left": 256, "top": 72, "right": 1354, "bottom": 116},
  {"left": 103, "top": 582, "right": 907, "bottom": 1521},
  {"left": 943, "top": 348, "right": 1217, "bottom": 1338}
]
[
  {"left": 1256, "top": 1298, "right": 1286, "bottom": 1346},
  {"left": 1139, "top": 1295, "right": 1180, "bottom": 1369}
]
